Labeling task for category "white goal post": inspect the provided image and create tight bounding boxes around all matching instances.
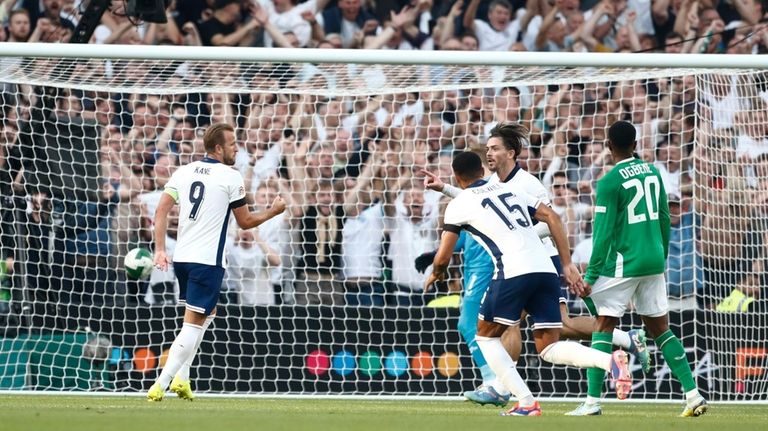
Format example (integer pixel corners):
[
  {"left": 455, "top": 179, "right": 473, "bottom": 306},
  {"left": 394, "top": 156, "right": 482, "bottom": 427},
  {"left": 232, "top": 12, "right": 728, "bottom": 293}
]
[{"left": 0, "top": 43, "right": 766, "bottom": 402}]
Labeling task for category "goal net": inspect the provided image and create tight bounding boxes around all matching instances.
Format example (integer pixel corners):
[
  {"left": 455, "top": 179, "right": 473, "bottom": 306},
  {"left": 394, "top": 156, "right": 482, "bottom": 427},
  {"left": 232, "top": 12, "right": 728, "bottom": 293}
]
[{"left": 0, "top": 46, "right": 766, "bottom": 401}]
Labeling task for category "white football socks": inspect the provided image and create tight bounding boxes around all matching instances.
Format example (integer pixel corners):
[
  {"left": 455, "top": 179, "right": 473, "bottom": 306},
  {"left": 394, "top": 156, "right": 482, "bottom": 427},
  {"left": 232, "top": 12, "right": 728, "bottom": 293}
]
[
  {"left": 539, "top": 341, "right": 612, "bottom": 371},
  {"left": 176, "top": 315, "right": 214, "bottom": 381},
  {"left": 476, "top": 336, "right": 535, "bottom": 407},
  {"left": 612, "top": 329, "right": 632, "bottom": 350},
  {"left": 686, "top": 389, "right": 702, "bottom": 403},
  {"left": 156, "top": 323, "right": 203, "bottom": 389},
  {"left": 586, "top": 396, "right": 601, "bottom": 405}
]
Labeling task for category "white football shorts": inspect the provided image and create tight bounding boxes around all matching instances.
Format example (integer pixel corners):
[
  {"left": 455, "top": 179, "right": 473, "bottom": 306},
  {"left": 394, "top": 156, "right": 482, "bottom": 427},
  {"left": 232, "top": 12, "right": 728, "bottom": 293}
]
[{"left": 585, "top": 274, "right": 668, "bottom": 318}]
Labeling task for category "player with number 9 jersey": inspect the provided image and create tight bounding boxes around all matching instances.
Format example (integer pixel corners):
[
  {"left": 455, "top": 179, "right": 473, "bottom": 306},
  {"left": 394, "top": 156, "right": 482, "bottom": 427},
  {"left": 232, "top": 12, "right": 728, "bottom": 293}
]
[
  {"left": 166, "top": 156, "right": 246, "bottom": 269},
  {"left": 147, "top": 123, "right": 286, "bottom": 403},
  {"left": 584, "top": 155, "right": 670, "bottom": 285}
]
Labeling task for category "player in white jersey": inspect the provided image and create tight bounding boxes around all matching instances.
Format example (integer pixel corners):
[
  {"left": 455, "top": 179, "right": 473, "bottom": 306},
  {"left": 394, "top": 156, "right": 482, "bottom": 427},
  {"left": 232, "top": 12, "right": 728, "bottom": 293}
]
[
  {"left": 147, "top": 123, "right": 286, "bottom": 402},
  {"left": 426, "top": 151, "right": 632, "bottom": 416},
  {"left": 422, "top": 122, "right": 649, "bottom": 374}
]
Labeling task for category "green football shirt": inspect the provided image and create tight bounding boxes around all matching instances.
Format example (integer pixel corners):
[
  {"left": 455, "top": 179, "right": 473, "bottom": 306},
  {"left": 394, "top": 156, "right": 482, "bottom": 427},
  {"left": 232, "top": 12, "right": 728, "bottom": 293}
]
[{"left": 585, "top": 157, "right": 671, "bottom": 285}]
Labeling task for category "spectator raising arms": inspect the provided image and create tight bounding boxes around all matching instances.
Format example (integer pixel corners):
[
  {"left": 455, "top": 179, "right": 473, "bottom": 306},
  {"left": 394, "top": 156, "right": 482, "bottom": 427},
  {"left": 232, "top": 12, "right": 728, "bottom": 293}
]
[{"left": 463, "top": 0, "right": 520, "bottom": 51}]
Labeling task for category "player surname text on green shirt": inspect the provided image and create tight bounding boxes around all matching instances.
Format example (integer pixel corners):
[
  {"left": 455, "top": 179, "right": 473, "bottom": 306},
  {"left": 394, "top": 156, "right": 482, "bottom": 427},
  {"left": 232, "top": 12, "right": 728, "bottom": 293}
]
[{"left": 617, "top": 163, "right": 652, "bottom": 179}]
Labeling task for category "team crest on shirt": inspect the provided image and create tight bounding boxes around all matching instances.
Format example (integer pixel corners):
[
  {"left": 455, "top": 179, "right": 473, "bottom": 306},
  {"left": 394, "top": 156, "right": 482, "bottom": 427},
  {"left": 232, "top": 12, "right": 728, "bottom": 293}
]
[{"left": 239, "top": 186, "right": 245, "bottom": 196}]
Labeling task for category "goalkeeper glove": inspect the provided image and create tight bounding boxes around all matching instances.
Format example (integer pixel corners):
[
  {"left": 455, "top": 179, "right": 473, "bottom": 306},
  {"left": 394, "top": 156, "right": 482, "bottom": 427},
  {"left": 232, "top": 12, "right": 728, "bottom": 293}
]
[{"left": 414, "top": 250, "right": 437, "bottom": 274}]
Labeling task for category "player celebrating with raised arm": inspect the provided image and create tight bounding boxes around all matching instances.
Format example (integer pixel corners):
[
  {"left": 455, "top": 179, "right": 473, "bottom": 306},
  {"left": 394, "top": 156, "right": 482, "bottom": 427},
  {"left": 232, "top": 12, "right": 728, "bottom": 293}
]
[
  {"left": 420, "top": 122, "right": 648, "bottom": 407},
  {"left": 567, "top": 121, "right": 708, "bottom": 417},
  {"left": 147, "top": 123, "right": 286, "bottom": 402},
  {"left": 416, "top": 149, "right": 513, "bottom": 406},
  {"left": 427, "top": 151, "right": 632, "bottom": 416}
]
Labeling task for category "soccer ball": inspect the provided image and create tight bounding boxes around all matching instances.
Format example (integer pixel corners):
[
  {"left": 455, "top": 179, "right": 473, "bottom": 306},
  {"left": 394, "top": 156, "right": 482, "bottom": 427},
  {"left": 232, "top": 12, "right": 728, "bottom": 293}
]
[
  {"left": 124, "top": 247, "right": 154, "bottom": 280},
  {"left": 82, "top": 335, "right": 111, "bottom": 363}
]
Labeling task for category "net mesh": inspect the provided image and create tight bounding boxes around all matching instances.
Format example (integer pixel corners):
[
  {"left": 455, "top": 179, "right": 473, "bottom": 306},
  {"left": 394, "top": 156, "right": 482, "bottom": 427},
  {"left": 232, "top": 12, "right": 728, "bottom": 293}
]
[{"left": 0, "top": 53, "right": 766, "bottom": 400}]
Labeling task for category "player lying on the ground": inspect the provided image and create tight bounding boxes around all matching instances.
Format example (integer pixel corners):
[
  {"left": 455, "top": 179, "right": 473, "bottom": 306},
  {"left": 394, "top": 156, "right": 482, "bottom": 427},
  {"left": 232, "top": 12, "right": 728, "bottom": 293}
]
[{"left": 426, "top": 151, "right": 632, "bottom": 416}]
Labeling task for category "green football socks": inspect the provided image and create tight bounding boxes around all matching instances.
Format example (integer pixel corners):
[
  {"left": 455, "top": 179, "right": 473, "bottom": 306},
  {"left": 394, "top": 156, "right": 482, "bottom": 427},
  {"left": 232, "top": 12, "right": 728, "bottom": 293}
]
[
  {"left": 586, "top": 331, "right": 613, "bottom": 399},
  {"left": 656, "top": 330, "right": 697, "bottom": 392}
]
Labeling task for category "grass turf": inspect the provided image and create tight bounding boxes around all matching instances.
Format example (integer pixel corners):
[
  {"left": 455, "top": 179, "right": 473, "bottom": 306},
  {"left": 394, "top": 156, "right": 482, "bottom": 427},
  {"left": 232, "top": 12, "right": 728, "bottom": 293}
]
[{"left": 0, "top": 395, "right": 765, "bottom": 431}]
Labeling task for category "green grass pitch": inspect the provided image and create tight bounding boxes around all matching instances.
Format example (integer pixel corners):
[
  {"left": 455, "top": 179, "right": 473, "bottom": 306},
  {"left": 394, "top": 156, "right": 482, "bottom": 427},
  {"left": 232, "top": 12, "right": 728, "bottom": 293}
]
[{"left": 1, "top": 395, "right": 765, "bottom": 431}]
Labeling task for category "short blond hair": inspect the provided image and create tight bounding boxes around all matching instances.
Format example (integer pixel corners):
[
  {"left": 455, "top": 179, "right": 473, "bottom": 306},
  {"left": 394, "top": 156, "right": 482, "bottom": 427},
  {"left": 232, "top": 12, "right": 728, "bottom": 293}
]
[{"left": 203, "top": 123, "right": 234, "bottom": 153}]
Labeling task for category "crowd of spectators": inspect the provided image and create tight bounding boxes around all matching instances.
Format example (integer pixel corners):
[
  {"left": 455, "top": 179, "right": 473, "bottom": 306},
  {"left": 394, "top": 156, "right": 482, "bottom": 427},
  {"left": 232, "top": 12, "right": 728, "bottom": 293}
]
[
  {"left": 0, "top": 0, "right": 767, "bottom": 313},
  {"left": 2, "top": 0, "right": 768, "bottom": 53}
]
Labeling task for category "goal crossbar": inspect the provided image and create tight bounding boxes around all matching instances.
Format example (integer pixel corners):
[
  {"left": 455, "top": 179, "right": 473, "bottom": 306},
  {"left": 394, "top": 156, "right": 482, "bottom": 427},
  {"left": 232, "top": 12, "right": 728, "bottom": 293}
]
[{"left": 0, "top": 43, "right": 766, "bottom": 68}]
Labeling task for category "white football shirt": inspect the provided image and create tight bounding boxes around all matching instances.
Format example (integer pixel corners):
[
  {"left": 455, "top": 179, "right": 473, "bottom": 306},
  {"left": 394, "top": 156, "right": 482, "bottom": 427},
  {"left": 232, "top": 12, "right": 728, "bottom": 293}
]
[
  {"left": 164, "top": 158, "right": 246, "bottom": 267},
  {"left": 342, "top": 203, "right": 385, "bottom": 279},
  {"left": 387, "top": 191, "right": 441, "bottom": 291},
  {"left": 473, "top": 19, "right": 520, "bottom": 51},
  {"left": 489, "top": 165, "right": 558, "bottom": 257},
  {"left": 444, "top": 179, "right": 556, "bottom": 280}
]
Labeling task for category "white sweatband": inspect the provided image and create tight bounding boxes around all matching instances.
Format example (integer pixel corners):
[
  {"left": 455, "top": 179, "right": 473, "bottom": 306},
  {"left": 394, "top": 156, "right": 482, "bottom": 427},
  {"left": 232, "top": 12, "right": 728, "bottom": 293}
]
[
  {"left": 533, "top": 222, "right": 551, "bottom": 239},
  {"left": 442, "top": 184, "right": 461, "bottom": 198}
]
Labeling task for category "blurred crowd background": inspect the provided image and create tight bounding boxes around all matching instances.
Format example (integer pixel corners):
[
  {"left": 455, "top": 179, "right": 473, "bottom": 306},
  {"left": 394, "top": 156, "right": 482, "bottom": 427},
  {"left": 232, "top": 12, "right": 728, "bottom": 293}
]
[
  {"left": 0, "top": 0, "right": 767, "bottom": 315},
  {"left": 2, "top": 0, "right": 767, "bottom": 53}
]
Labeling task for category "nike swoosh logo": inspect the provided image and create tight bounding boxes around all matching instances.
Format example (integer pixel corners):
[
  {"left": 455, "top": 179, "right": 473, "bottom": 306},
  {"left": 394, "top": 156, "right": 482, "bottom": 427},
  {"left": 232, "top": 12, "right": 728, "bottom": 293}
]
[{"left": 674, "top": 355, "right": 685, "bottom": 361}]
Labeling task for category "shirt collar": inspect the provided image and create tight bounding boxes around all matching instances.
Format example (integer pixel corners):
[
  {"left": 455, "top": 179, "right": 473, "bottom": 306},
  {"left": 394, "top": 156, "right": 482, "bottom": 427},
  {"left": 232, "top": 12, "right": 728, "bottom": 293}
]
[
  {"left": 468, "top": 178, "right": 488, "bottom": 188},
  {"left": 502, "top": 162, "right": 521, "bottom": 183},
  {"left": 201, "top": 157, "right": 221, "bottom": 164}
]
